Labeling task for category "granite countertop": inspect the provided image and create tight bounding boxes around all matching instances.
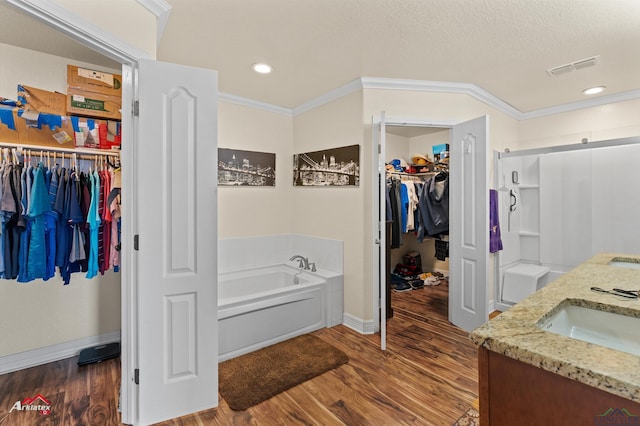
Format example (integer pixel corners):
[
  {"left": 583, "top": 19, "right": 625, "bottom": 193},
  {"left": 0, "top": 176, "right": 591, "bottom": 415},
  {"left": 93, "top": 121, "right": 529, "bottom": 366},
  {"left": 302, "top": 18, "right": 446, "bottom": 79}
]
[{"left": 470, "top": 253, "right": 640, "bottom": 402}]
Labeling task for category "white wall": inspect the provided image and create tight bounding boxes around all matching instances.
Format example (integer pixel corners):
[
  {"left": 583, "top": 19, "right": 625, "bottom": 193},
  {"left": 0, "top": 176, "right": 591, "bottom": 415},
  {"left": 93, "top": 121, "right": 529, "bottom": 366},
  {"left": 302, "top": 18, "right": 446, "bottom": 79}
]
[
  {"left": 292, "top": 91, "right": 366, "bottom": 320},
  {"left": 516, "top": 99, "right": 640, "bottom": 149},
  {"left": 217, "top": 101, "right": 294, "bottom": 238},
  {"left": 0, "top": 45, "right": 122, "bottom": 357},
  {"left": 385, "top": 132, "right": 410, "bottom": 164},
  {"left": 50, "top": 0, "right": 157, "bottom": 59}
]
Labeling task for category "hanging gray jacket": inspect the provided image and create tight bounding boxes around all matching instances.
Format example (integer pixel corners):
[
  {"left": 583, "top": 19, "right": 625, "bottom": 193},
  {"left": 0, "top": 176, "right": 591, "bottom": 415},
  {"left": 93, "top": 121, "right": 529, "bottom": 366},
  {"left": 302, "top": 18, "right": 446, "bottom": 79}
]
[{"left": 416, "top": 173, "right": 449, "bottom": 241}]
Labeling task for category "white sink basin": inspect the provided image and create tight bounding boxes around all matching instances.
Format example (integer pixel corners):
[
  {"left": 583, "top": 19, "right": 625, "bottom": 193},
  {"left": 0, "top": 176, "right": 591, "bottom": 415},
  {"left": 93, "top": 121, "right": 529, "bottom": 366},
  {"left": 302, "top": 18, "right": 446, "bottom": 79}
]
[
  {"left": 537, "top": 303, "right": 640, "bottom": 356},
  {"left": 608, "top": 257, "right": 640, "bottom": 269}
]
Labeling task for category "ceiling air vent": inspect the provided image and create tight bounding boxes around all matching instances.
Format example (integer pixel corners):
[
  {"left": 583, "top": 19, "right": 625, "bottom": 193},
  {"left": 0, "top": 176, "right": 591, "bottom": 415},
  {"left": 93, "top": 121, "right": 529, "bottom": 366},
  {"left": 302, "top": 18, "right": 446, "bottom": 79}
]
[{"left": 546, "top": 55, "right": 600, "bottom": 77}]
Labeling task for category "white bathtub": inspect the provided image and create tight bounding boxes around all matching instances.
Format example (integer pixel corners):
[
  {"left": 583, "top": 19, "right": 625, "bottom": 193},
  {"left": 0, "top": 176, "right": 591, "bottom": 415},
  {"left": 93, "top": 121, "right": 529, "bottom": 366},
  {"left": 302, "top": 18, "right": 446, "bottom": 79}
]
[{"left": 218, "top": 264, "right": 337, "bottom": 361}]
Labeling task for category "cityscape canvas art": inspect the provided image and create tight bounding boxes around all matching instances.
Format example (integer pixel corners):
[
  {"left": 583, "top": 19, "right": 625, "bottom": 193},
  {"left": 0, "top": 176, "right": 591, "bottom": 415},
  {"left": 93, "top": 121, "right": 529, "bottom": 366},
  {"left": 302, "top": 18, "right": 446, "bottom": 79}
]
[
  {"left": 293, "top": 144, "right": 360, "bottom": 186},
  {"left": 218, "top": 148, "right": 276, "bottom": 186}
]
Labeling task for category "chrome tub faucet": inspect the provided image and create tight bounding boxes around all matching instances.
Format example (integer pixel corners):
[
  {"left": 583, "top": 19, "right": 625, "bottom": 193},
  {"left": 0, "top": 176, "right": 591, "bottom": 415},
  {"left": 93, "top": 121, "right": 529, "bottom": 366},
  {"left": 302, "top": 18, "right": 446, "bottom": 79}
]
[{"left": 289, "top": 255, "right": 316, "bottom": 272}]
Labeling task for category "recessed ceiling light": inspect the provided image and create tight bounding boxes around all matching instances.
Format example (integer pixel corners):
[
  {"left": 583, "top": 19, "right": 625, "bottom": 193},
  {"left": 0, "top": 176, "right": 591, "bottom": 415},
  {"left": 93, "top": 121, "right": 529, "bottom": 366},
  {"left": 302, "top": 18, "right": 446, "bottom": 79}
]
[
  {"left": 252, "top": 63, "right": 272, "bottom": 74},
  {"left": 582, "top": 86, "right": 606, "bottom": 95}
]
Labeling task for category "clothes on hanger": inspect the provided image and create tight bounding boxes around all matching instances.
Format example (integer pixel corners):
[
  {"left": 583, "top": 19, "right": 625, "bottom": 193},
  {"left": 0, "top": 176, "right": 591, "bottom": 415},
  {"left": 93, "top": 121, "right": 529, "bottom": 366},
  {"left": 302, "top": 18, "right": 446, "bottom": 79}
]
[
  {"left": 387, "top": 177, "right": 402, "bottom": 249},
  {"left": 489, "top": 189, "right": 503, "bottom": 253},
  {"left": 417, "top": 171, "right": 450, "bottom": 242},
  {"left": 0, "top": 148, "right": 121, "bottom": 284},
  {"left": 385, "top": 170, "right": 450, "bottom": 248}
]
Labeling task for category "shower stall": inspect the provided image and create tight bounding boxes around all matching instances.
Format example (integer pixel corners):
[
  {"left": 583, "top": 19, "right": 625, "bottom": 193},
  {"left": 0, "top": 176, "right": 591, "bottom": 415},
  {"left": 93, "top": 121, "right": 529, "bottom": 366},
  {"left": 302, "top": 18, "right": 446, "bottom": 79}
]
[{"left": 494, "top": 136, "right": 640, "bottom": 311}]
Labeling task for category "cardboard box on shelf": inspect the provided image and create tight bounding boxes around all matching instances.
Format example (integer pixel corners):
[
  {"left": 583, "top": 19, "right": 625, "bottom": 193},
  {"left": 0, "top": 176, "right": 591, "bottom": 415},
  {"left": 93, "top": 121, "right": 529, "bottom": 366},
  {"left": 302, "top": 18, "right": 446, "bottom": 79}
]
[
  {"left": 67, "top": 65, "right": 122, "bottom": 97},
  {"left": 432, "top": 143, "right": 449, "bottom": 156},
  {"left": 432, "top": 143, "right": 449, "bottom": 163},
  {"left": 0, "top": 106, "right": 20, "bottom": 144},
  {"left": 67, "top": 89, "right": 122, "bottom": 120},
  {"left": 99, "top": 120, "right": 121, "bottom": 149},
  {"left": 17, "top": 84, "right": 67, "bottom": 116},
  {"left": 70, "top": 116, "right": 121, "bottom": 149},
  {"left": 15, "top": 109, "right": 74, "bottom": 148},
  {"left": 71, "top": 116, "right": 102, "bottom": 148}
]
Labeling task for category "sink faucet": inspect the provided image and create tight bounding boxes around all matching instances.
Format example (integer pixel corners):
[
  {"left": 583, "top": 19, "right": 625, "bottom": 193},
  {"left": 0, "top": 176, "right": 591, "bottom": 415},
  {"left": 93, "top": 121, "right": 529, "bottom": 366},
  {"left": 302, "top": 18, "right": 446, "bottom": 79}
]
[{"left": 289, "top": 255, "right": 316, "bottom": 272}]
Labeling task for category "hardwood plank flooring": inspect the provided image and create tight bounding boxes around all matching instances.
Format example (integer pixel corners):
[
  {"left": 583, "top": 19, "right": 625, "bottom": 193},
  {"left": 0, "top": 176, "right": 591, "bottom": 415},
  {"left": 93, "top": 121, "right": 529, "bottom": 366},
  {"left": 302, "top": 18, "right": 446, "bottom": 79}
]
[{"left": 0, "top": 279, "right": 478, "bottom": 425}]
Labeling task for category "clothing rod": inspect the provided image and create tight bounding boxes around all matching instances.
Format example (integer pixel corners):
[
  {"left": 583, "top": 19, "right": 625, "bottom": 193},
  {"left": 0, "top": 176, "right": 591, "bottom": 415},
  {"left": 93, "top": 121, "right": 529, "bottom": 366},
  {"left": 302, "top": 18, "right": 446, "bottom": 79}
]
[
  {"left": 498, "top": 136, "right": 640, "bottom": 159},
  {"left": 386, "top": 171, "right": 436, "bottom": 177},
  {"left": 0, "top": 142, "right": 120, "bottom": 157}
]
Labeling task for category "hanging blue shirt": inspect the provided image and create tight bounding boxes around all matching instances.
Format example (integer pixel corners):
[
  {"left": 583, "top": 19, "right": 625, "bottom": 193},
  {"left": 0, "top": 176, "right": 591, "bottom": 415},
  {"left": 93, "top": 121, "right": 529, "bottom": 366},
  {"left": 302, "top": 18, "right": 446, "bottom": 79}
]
[
  {"left": 26, "top": 164, "right": 50, "bottom": 280},
  {"left": 86, "top": 170, "right": 101, "bottom": 279}
]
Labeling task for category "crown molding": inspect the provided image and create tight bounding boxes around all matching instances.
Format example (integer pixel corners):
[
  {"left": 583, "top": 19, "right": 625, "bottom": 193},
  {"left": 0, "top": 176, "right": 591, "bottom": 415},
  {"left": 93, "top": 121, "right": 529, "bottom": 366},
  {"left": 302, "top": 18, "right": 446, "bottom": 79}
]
[
  {"left": 7, "top": 0, "right": 150, "bottom": 64},
  {"left": 519, "top": 89, "right": 640, "bottom": 120},
  {"left": 218, "top": 78, "right": 640, "bottom": 121},
  {"left": 219, "top": 92, "right": 293, "bottom": 116},
  {"left": 292, "top": 78, "right": 364, "bottom": 116},
  {"left": 360, "top": 77, "right": 524, "bottom": 119},
  {"left": 291, "top": 77, "right": 640, "bottom": 121},
  {"left": 135, "top": 0, "right": 172, "bottom": 46}
]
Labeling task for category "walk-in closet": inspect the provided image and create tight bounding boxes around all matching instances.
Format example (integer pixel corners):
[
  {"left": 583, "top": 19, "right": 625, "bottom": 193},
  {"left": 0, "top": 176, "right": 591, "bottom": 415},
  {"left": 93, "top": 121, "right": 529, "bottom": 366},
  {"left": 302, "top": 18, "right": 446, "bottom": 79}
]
[
  {"left": 0, "top": 41, "right": 123, "bottom": 375},
  {"left": 384, "top": 125, "right": 452, "bottom": 324}
]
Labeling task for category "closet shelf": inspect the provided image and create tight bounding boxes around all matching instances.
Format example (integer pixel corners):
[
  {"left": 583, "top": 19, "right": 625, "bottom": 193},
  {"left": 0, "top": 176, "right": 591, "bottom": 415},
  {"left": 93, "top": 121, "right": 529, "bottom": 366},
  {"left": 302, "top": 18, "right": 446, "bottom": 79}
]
[
  {"left": 0, "top": 141, "right": 120, "bottom": 156},
  {"left": 386, "top": 170, "right": 436, "bottom": 177}
]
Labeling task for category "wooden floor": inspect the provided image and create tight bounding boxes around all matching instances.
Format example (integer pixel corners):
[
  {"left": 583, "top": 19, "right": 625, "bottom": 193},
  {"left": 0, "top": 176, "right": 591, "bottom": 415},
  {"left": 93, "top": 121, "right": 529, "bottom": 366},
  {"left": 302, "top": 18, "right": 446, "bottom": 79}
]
[{"left": 0, "top": 279, "right": 479, "bottom": 425}]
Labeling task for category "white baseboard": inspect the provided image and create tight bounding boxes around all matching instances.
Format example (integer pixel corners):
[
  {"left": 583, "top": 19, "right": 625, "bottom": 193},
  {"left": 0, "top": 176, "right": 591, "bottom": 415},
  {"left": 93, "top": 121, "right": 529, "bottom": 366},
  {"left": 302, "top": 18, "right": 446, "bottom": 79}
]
[
  {"left": 0, "top": 331, "right": 121, "bottom": 375},
  {"left": 342, "top": 313, "right": 376, "bottom": 335},
  {"left": 494, "top": 301, "right": 513, "bottom": 312}
]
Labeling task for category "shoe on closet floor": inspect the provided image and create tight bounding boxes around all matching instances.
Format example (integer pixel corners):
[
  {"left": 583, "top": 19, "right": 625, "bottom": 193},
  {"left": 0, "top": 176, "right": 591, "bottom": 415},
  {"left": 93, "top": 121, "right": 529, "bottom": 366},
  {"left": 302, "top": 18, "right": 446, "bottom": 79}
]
[
  {"left": 424, "top": 276, "right": 440, "bottom": 286},
  {"left": 393, "top": 282, "right": 412, "bottom": 292},
  {"left": 409, "top": 280, "right": 424, "bottom": 290}
]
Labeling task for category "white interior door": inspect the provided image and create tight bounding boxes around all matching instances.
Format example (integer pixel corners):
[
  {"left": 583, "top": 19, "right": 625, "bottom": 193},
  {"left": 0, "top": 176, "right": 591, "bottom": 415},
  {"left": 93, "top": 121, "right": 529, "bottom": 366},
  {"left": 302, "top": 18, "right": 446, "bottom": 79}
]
[
  {"left": 449, "top": 116, "right": 489, "bottom": 332},
  {"left": 373, "top": 112, "right": 387, "bottom": 350},
  {"left": 136, "top": 59, "right": 218, "bottom": 425}
]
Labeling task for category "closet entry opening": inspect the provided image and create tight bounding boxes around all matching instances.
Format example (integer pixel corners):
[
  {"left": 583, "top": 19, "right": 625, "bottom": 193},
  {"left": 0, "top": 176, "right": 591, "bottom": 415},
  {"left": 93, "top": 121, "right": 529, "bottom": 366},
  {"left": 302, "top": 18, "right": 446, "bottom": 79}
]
[{"left": 384, "top": 125, "right": 452, "bottom": 329}]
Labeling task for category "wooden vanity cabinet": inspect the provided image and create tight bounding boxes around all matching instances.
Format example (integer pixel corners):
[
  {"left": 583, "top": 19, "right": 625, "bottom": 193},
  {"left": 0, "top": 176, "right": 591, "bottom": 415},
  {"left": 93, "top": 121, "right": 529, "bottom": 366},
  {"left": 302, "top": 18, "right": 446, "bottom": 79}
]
[{"left": 478, "top": 347, "right": 640, "bottom": 425}]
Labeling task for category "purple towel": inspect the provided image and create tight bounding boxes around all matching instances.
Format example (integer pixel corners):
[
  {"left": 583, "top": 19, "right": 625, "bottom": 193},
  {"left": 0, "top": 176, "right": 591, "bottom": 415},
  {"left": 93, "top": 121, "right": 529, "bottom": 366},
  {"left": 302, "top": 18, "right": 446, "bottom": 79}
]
[{"left": 489, "top": 189, "right": 503, "bottom": 253}]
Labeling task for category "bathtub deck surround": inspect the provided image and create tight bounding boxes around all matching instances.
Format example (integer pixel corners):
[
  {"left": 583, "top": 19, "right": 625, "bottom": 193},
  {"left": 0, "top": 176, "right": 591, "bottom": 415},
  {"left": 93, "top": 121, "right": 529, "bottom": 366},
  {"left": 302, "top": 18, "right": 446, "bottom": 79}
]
[
  {"left": 217, "top": 235, "right": 344, "bottom": 361},
  {"left": 471, "top": 253, "right": 640, "bottom": 425},
  {"left": 218, "top": 234, "right": 343, "bottom": 275}
]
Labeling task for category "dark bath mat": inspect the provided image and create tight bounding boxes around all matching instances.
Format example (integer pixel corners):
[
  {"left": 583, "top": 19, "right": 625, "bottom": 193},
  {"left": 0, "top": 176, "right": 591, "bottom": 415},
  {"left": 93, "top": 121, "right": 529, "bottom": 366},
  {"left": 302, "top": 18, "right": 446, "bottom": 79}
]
[{"left": 218, "top": 334, "right": 348, "bottom": 411}]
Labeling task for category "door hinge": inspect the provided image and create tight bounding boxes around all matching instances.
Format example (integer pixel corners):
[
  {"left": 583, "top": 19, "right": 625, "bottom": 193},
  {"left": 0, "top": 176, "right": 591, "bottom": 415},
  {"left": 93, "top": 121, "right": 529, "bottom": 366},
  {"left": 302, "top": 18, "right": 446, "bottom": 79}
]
[
  {"left": 134, "top": 235, "right": 139, "bottom": 251},
  {"left": 132, "top": 100, "right": 139, "bottom": 117},
  {"left": 134, "top": 369, "right": 139, "bottom": 385}
]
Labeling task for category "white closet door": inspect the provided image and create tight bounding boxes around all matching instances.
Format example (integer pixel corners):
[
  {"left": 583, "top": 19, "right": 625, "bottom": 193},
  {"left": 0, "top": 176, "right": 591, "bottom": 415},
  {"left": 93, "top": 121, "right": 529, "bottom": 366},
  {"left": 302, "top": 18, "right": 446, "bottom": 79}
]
[
  {"left": 373, "top": 111, "right": 387, "bottom": 350},
  {"left": 449, "top": 116, "right": 488, "bottom": 332},
  {"left": 136, "top": 59, "right": 218, "bottom": 425}
]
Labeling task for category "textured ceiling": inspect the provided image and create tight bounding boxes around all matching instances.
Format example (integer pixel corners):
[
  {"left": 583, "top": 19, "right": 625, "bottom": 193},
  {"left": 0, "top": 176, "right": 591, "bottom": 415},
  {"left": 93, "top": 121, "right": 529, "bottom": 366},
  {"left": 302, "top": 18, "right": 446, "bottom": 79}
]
[
  {"left": 1, "top": 0, "right": 639, "bottom": 113},
  {"left": 157, "top": 0, "right": 640, "bottom": 111}
]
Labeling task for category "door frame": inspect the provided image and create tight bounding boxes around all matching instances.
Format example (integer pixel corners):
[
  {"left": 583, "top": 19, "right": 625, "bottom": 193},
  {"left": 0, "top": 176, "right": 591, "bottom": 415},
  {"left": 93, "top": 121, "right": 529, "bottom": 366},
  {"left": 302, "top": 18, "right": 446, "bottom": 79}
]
[
  {"left": 7, "top": 0, "right": 149, "bottom": 422},
  {"left": 371, "top": 115, "right": 465, "bottom": 350}
]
